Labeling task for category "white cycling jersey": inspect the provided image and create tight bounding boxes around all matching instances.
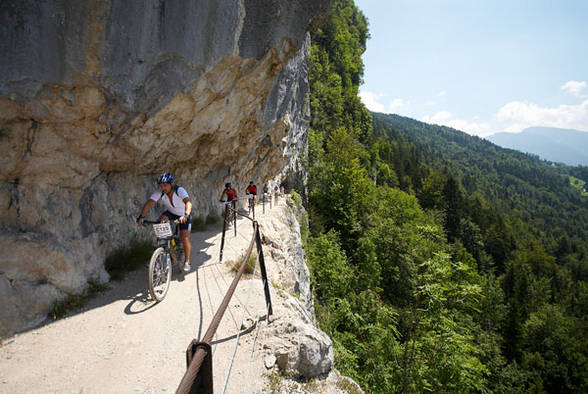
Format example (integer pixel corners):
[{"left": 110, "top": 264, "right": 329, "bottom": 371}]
[{"left": 149, "top": 186, "right": 189, "bottom": 217}]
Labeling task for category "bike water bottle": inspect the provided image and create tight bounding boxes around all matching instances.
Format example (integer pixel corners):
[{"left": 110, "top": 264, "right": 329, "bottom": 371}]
[{"left": 166, "top": 254, "right": 171, "bottom": 266}]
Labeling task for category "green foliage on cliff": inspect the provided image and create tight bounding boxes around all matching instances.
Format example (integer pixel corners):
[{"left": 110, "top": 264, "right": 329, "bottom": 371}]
[{"left": 306, "top": 1, "right": 588, "bottom": 392}]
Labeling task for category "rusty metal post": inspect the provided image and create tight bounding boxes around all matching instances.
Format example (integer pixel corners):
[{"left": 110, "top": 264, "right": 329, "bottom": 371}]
[
  {"left": 254, "top": 221, "right": 273, "bottom": 316},
  {"left": 184, "top": 341, "right": 213, "bottom": 394},
  {"left": 219, "top": 203, "right": 228, "bottom": 262},
  {"left": 232, "top": 200, "right": 237, "bottom": 237},
  {"left": 177, "top": 224, "right": 258, "bottom": 394}
]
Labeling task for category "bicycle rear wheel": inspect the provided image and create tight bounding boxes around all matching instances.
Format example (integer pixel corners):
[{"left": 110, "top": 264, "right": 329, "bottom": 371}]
[{"left": 148, "top": 247, "right": 171, "bottom": 302}]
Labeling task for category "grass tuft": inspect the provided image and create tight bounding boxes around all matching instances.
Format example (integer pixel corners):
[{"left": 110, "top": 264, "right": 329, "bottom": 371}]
[
  {"left": 205, "top": 214, "right": 219, "bottom": 225},
  {"left": 337, "top": 377, "right": 364, "bottom": 394},
  {"left": 191, "top": 214, "right": 221, "bottom": 232},
  {"left": 48, "top": 281, "right": 107, "bottom": 320},
  {"left": 104, "top": 239, "right": 152, "bottom": 281},
  {"left": 190, "top": 216, "right": 205, "bottom": 232},
  {"left": 267, "top": 371, "right": 286, "bottom": 392},
  {"left": 228, "top": 253, "right": 257, "bottom": 275}
]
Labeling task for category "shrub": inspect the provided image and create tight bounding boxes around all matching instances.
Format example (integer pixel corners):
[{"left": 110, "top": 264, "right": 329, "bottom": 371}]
[
  {"left": 191, "top": 214, "right": 220, "bottom": 232},
  {"left": 48, "top": 281, "right": 107, "bottom": 320},
  {"left": 190, "top": 216, "right": 205, "bottom": 232},
  {"left": 104, "top": 239, "right": 152, "bottom": 280},
  {"left": 205, "top": 214, "right": 219, "bottom": 225},
  {"left": 229, "top": 253, "right": 257, "bottom": 275},
  {"left": 291, "top": 190, "right": 303, "bottom": 209}
]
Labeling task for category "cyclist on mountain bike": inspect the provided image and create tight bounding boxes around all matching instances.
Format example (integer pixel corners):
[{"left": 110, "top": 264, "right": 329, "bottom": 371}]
[
  {"left": 245, "top": 181, "right": 257, "bottom": 203},
  {"left": 220, "top": 182, "right": 238, "bottom": 224},
  {"left": 220, "top": 182, "right": 238, "bottom": 203},
  {"left": 136, "top": 172, "right": 193, "bottom": 272}
]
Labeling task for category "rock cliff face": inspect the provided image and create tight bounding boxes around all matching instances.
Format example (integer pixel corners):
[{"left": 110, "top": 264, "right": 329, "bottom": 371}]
[{"left": 0, "top": 0, "right": 330, "bottom": 337}]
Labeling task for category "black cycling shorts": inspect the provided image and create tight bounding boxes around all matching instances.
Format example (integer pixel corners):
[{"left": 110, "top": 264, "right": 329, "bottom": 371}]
[{"left": 160, "top": 211, "right": 191, "bottom": 231}]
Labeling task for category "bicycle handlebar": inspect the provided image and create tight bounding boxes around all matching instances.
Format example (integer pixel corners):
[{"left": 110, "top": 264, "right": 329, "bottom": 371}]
[{"left": 142, "top": 219, "right": 181, "bottom": 225}]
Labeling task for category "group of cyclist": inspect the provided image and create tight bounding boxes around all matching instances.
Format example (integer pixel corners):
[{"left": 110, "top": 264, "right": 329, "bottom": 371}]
[
  {"left": 136, "top": 173, "right": 280, "bottom": 273},
  {"left": 219, "top": 181, "right": 280, "bottom": 205}
]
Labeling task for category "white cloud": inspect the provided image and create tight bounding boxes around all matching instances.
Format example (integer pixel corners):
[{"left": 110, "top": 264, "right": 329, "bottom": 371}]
[
  {"left": 421, "top": 111, "right": 493, "bottom": 136},
  {"left": 496, "top": 99, "right": 588, "bottom": 132},
  {"left": 388, "top": 98, "right": 407, "bottom": 113},
  {"left": 422, "top": 111, "right": 452, "bottom": 123},
  {"left": 358, "top": 91, "right": 408, "bottom": 114},
  {"left": 561, "top": 80, "right": 587, "bottom": 98},
  {"left": 438, "top": 90, "right": 447, "bottom": 97},
  {"left": 358, "top": 91, "right": 386, "bottom": 112}
]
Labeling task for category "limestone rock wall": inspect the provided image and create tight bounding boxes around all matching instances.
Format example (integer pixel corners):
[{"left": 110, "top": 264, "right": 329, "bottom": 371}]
[{"left": 0, "top": 0, "right": 330, "bottom": 337}]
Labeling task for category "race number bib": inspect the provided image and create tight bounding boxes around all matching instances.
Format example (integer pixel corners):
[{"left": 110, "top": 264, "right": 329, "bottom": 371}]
[{"left": 152, "top": 222, "right": 172, "bottom": 238}]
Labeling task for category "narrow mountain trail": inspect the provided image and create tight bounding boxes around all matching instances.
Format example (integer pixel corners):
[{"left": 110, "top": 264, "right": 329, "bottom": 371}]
[{"left": 0, "top": 201, "right": 284, "bottom": 393}]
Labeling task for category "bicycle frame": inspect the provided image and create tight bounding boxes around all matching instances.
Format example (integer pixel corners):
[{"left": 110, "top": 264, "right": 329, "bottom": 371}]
[
  {"left": 247, "top": 194, "right": 256, "bottom": 219},
  {"left": 145, "top": 220, "right": 181, "bottom": 259},
  {"left": 141, "top": 219, "right": 183, "bottom": 302},
  {"left": 221, "top": 200, "right": 237, "bottom": 236}
]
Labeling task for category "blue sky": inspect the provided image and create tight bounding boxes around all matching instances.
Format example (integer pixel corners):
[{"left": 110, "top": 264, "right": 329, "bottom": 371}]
[{"left": 354, "top": 0, "right": 588, "bottom": 136}]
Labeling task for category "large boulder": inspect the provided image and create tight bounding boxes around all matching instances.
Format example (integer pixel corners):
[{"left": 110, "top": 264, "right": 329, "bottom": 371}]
[
  {"left": 263, "top": 292, "right": 333, "bottom": 378},
  {"left": 0, "top": 0, "right": 331, "bottom": 337}
]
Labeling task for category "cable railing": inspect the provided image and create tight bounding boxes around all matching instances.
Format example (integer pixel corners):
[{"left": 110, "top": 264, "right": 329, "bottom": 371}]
[{"left": 177, "top": 201, "right": 274, "bottom": 394}]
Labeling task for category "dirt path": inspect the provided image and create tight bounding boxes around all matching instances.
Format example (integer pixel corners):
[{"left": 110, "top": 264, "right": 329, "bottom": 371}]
[{"left": 0, "top": 202, "right": 281, "bottom": 393}]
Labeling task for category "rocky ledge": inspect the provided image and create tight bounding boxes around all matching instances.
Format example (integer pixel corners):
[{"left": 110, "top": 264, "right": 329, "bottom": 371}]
[
  {"left": 0, "top": 0, "right": 331, "bottom": 337},
  {"left": 257, "top": 197, "right": 363, "bottom": 393}
]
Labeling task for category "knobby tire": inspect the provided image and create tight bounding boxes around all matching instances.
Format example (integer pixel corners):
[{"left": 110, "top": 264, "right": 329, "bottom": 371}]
[{"left": 148, "top": 247, "right": 172, "bottom": 302}]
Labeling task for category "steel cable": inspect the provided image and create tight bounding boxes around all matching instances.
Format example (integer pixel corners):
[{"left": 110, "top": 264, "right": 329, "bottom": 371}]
[
  {"left": 253, "top": 291, "right": 273, "bottom": 394},
  {"left": 177, "top": 222, "right": 258, "bottom": 393},
  {"left": 180, "top": 204, "right": 273, "bottom": 393},
  {"left": 221, "top": 261, "right": 260, "bottom": 393},
  {"left": 242, "top": 274, "right": 271, "bottom": 394},
  {"left": 242, "top": 314, "right": 262, "bottom": 394},
  {"left": 201, "top": 266, "right": 222, "bottom": 354}
]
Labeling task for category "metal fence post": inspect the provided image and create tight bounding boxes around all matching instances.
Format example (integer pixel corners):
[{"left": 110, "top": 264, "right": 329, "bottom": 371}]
[
  {"left": 184, "top": 341, "right": 213, "bottom": 394},
  {"left": 254, "top": 221, "right": 273, "bottom": 316},
  {"left": 219, "top": 203, "right": 228, "bottom": 262}
]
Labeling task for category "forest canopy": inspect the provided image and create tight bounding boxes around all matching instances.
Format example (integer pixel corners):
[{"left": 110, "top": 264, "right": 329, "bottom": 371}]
[{"left": 303, "top": 1, "right": 588, "bottom": 392}]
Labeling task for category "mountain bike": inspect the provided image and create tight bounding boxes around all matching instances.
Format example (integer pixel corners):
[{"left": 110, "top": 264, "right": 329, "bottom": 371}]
[
  {"left": 142, "top": 219, "right": 185, "bottom": 302},
  {"left": 246, "top": 193, "right": 256, "bottom": 219},
  {"left": 221, "top": 200, "right": 237, "bottom": 237}
]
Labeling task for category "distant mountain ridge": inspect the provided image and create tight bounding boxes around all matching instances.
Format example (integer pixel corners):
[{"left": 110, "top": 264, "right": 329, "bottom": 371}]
[
  {"left": 371, "top": 112, "right": 588, "bottom": 240},
  {"left": 487, "top": 127, "right": 588, "bottom": 166}
]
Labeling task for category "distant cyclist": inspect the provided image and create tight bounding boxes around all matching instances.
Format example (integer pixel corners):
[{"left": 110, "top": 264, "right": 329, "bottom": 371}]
[
  {"left": 274, "top": 184, "right": 280, "bottom": 204},
  {"left": 245, "top": 181, "right": 257, "bottom": 203},
  {"left": 137, "top": 173, "right": 193, "bottom": 272}
]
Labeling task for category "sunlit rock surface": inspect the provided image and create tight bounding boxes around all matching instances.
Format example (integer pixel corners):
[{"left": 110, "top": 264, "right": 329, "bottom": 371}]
[{"left": 0, "top": 0, "right": 330, "bottom": 337}]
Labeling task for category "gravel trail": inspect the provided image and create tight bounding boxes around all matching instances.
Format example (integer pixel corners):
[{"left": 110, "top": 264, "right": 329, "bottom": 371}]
[{"left": 0, "top": 205, "right": 277, "bottom": 394}]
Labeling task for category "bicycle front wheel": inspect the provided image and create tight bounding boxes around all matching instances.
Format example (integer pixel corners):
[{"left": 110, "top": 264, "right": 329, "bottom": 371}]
[{"left": 148, "top": 247, "right": 172, "bottom": 302}]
